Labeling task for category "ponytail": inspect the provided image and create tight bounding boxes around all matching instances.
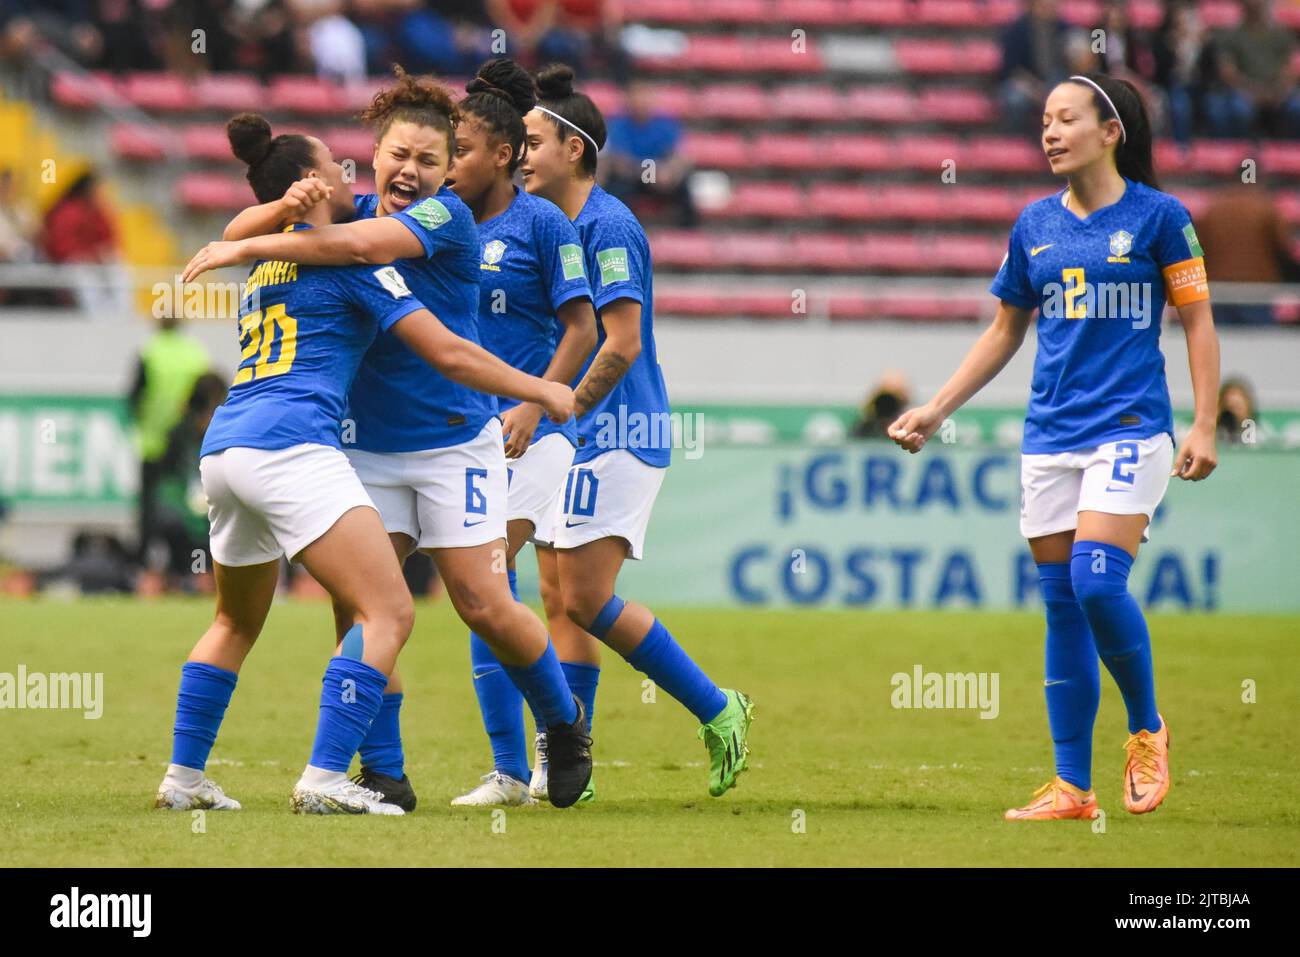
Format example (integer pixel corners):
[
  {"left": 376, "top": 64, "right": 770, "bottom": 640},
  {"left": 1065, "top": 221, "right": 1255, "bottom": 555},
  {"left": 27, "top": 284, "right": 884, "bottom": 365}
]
[{"left": 1068, "top": 73, "right": 1158, "bottom": 189}]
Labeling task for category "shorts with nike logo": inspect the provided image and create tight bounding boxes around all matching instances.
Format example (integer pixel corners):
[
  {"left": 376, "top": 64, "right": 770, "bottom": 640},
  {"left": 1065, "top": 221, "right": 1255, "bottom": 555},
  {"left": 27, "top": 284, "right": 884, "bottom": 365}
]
[
  {"left": 1019, "top": 432, "right": 1173, "bottom": 542},
  {"left": 345, "top": 417, "right": 508, "bottom": 551},
  {"left": 550, "top": 449, "right": 667, "bottom": 560},
  {"left": 506, "top": 431, "right": 576, "bottom": 547}
]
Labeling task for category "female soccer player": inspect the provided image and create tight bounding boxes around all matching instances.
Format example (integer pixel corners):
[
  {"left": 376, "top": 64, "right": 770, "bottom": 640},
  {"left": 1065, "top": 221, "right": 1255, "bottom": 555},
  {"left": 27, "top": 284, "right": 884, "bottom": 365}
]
[
  {"left": 440, "top": 59, "right": 600, "bottom": 806},
  {"left": 182, "top": 70, "right": 595, "bottom": 809},
  {"left": 518, "top": 64, "right": 754, "bottom": 800},
  {"left": 888, "top": 73, "right": 1220, "bottom": 820},
  {"left": 157, "top": 115, "right": 574, "bottom": 815}
]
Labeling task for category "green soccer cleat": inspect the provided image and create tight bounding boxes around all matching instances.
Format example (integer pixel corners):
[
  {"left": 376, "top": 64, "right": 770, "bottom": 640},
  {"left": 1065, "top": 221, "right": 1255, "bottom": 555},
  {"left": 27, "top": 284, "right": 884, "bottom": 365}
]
[
  {"left": 698, "top": 689, "right": 754, "bottom": 797},
  {"left": 577, "top": 773, "right": 595, "bottom": 804}
]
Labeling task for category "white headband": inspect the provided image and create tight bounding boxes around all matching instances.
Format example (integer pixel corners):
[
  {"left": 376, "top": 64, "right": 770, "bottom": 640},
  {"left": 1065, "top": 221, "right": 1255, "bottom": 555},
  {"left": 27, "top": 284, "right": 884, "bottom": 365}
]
[
  {"left": 1069, "top": 75, "right": 1126, "bottom": 144},
  {"left": 533, "top": 105, "right": 601, "bottom": 154}
]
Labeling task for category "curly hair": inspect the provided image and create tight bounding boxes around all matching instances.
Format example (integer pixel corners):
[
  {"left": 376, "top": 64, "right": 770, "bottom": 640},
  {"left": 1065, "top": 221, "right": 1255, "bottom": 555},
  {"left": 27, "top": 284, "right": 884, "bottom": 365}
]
[{"left": 360, "top": 65, "right": 459, "bottom": 148}]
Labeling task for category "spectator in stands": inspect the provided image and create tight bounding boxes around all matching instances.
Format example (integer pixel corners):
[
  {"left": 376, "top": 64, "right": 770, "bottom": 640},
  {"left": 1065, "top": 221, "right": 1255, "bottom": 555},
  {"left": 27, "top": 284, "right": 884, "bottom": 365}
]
[
  {"left": 149, "top": 372, "right": 227, "bottom": 592},
  {"left": 998, "top": 0, "right": 1072, "bottom": 136},
  {"left": 1150, "top": 0, "right": 1208, "bottom": 145},
  {"left": 348, "top": 0, "right": 486, "bottom": 76},
  {"left": 1205, "top": 0, "right": 1300, "bottom": 139},
  {"left": 0, "top": 168, "right": 37, "bottom": 264},
  {"left": 1217, "top": 377, "right": 1257, "bottom": 444},
  {"left": 40, "top": 168, "right": 133, "bottom": 315},
  {"left": 289, "top": 1, "right": 368, "bottom": 81},
  {"left": 1196, "top": 182, "right": 1298, "bottom": 324},
  {"left": 851, "top": 371, "right": 912, "bottom": 440},
  {"left": 127, "top": 314, "right": 212, "bottom": 569},
  {"left": 484, "top": 0, "right": 623, "bottom": 74},
  {"left": 0, "top": 0, "right": 104, "bottom": 67},
  {"left": 604, "top": 79, "right": 696, "bottom": 227},
  {"left": 222, "top": 0, "right": 299, "bottom": 77},
  {"left": 1093, "top": 0, "right": 1155, "bottom": 81}
]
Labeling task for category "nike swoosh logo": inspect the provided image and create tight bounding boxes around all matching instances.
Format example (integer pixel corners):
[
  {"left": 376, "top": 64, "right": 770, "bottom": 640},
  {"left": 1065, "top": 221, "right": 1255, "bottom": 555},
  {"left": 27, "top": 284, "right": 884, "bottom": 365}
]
[
  {"left": 472, "top": 669, "right": 496, "bottom": 680},
  {"left": 1031, "top": 244, "right": 1054, "bottom": 256},
  {"left": 564, "top": 520, "right": 589, "bottom": 528},
  {"left": 1104, "top": 486, "right": 1131, "bottom": 493},
  {"left": 1044, "top": 679, "right": 1067, "bottom": 687},
  {"left": 1129, "top": 774, "right": 1142, "bottom": 804},
  {"left": 463, "top": 519, "right": 487, "bottom": 527}
]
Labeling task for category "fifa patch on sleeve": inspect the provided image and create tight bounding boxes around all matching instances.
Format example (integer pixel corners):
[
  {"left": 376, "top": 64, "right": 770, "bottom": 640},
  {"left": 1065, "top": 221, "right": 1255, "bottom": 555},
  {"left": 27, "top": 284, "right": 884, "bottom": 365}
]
[
  {"left": 1182, "top": 223, "right": 1204, "bottom": 258},
  {"left": 374, "top": 266, "right": 413, "bottom": 299},
  {"left": 407, "top": 198, "right": 451, "bottom": 231},
  {"left": 560, "top": 243, "right": 586, "bottom": 281},
  {"left": 597, "top": 247, "right": 631, "bottom": 285},
  {"left": 1162, "top": 257, "right": 1209, "bottom": 306}
]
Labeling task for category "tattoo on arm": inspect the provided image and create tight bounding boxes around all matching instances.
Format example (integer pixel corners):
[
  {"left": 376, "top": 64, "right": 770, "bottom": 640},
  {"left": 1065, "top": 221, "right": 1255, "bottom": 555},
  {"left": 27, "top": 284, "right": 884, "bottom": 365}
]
[{"left": 574, "top": 349, "right": 631, "bottom": 419}]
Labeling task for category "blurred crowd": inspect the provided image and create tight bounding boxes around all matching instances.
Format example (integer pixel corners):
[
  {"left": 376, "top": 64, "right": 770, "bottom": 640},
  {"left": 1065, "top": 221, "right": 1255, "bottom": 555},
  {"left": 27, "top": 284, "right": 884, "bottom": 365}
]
[
  {"left": 1001, "top": 0, "right": 1300, "bottom": 142},
  {"left": 0, "top": 0, "right": 627, "bottom": 82}
]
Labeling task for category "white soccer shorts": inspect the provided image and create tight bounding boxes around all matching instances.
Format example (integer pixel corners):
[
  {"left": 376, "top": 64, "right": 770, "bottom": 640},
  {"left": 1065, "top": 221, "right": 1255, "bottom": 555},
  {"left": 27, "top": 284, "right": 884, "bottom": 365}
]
[
  {"left": 506, "top": 431, "right": 576, "bottom": 546},
  {"left": 345, "top": 417, "right": 509, "bottom": 551},
  {"left": 550, "top": 449, "right": 667, "bottom": 560},
  {"left": 201, "top": 443, "right": 376, "bottom": 567},
  {"left": 1019, "top": 433, "right": 1174, "bottom": 542}
]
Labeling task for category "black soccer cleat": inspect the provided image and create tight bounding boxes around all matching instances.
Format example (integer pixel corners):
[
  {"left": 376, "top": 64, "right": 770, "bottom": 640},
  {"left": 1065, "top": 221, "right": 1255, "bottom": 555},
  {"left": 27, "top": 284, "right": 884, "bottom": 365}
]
[
  {"left": 544, "top": 695, "right": 593, "bottom": 809},
  {"left": 352, "top": 768, "right": 417, "bottom": 813}
]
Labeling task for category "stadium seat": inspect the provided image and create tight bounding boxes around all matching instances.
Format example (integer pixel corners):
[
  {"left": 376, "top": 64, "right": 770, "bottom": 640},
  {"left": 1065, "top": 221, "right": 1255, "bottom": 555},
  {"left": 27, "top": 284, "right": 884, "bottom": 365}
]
[
  {"left": 648, "top": 230, "right": 722, "bottom": 268},
  {"left": 893, "top": 135, "right": 964, "bottom": 170},
  {"left": 893, "top": 39, "right": 999, "bottom": 75},
  {"left": 642, "top": 83, "right": 694, "bottom": 117},
  {"left": 1262, "top": 142, "right": 1300, "bottom": 176},
  {"left": 713, "top": 181, "right": 807, "bottom": 219},
  {"left": 771, "top": 85, "right": 842, "bottom": 122},
  {"left": 964, "top": 135, "right": 1043, "bottom": 173},
  {"left": 1190, "top": 141, "right": 1254, "bottom": 175},
  {"left": 807, "top": 183, "right": 878, "bottom": 220},
  {"left": 266, "top": 76, "right": 348, "bottom": 115},
  {"left": 700, "top": 84, "right": 768, "bottom": 121},
  {"left": 681, "top": 131, "right": 753, "bottom": 169},
  {"left": 753, "top": 133, "right": 823, "bottom": 169},
  {"left": 110, "top": 123, "right": 168, "bottom": 162},
  {"left": 824, "top": 135, "right": 893, "bottom": 170},
  {"left": 121, "top": 72, "right": 192, "bottom": 112},
  {"left": 193, "top": 74, "right": 263, "bottom": 113},
  {"left": 916, "top": 87, "right": 996, "bottom": 125},
  {"left": 841, "top": 0, "right": 911, "bottom": 26},
  {"left": 50, "top": 71, "right": 120, "bottom": 110},
  {"left": 773, "top": 0, "right": 850, "bottom": 26},
  {"left": 320, "top": 127, "right": 377, "bottom": 163},
  {"left": 841, "top": 86, "right": 915, "bottom": 123},
  {"left": 181, "top": 124, "right": 237, "bottom": 162},
  {"left": 176, "top": 173, "right": 255, "bottom": 212}
]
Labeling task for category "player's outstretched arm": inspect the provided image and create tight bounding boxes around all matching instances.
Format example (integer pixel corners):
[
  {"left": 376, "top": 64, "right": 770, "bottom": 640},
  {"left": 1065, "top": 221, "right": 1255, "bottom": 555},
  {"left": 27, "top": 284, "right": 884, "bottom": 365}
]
[
  {"left": 184, "top": 218, "right": 424, "bottom": 281},
  {"left": 392, "top": 310, "right": 575, "bottom": 423},
  {"left": 888, "top": 300, "right": 1033, "bottom": 453},
  {"left": 501, "top": 297, "right": 598, "bottom": 458},
  {"left": 222, "top": 177, "right": 334, "bottom": 241},
  {"left": 572, "top": 296, "right": 640, "bottom": 419},
  {"left": 1171, "top": 298, "right": 1220, "bottom": 481}
]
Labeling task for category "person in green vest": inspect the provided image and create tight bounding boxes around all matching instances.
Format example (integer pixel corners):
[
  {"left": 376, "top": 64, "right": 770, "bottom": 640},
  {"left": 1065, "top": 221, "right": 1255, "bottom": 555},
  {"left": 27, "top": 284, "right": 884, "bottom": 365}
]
[{"left": 128, "top": 315, "right": 211, "bottom": 568}]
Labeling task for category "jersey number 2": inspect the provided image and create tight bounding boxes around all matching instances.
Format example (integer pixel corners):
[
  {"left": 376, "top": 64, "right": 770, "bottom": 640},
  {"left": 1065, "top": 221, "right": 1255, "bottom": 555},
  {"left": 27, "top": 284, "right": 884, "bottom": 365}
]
[{"left": 233, "top": 303, "right": 297, "bottom": 385}]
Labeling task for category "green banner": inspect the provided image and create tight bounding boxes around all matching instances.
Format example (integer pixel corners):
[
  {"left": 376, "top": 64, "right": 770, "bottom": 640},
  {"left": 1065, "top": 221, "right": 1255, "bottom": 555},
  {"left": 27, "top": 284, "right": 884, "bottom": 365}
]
[{"left": 0, "top": 394, "right": 137, "bottom": 508}]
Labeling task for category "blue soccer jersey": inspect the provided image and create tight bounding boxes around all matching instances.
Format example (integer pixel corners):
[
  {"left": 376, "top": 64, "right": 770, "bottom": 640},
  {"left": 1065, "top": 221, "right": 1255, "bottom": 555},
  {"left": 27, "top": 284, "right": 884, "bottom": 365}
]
[
  {"left": 201, "top": 229, "right": 424, "bottom": 457},
  {"left": 476, "top": 187, "right": 592, "bottom": 445},
  {"left": 345, "top": 188, "right": 499, "bottom": 453},
  {"left": 989, "top": 178, "right": 1209, "bottom": 454},
  {"left": 572, "top": 185, "right": 671, "bottom": 468}
]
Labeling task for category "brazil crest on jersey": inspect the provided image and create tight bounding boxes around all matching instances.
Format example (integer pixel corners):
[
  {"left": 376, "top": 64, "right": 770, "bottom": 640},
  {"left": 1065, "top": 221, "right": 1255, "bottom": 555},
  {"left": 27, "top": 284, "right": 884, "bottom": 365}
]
[
  {"left": 201, "top": 225, "right": 425, "bottom": 457},
  {"left": 572, "top": 185, "right": 671, "bottom": 468},
  {"left": 345, "top": 188, "right": 498, "bottom": 453},
  {"left": 990, "top": 178, "right": 1208, "bottom": 454},
  {"left": 476, "top": 187, "right": 592, "bottom": 445}
]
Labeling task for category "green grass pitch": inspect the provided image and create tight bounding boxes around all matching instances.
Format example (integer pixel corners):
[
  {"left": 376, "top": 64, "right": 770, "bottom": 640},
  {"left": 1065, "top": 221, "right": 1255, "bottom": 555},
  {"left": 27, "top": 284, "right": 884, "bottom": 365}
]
[{"left": 1, "top": 597, "right": 1296, "bottom": 867}]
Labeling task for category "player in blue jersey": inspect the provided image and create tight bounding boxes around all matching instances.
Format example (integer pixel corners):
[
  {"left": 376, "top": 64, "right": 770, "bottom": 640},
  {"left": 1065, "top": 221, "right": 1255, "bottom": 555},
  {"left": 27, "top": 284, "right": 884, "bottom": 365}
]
[
  {"left": 158, "top": 115, "right": 575, "bottom": 816},
  {"left": 514, "top": 64, "right": 754, "bottom": 801},
  {"left": 889, "top": 74, "right": 1221, "bottom": 821},
  {"left": 182, "top": 73, "right": 595, "bottom": 809},
  {"left": 437, "top": 59, "right": 600, "bottom": 806}
]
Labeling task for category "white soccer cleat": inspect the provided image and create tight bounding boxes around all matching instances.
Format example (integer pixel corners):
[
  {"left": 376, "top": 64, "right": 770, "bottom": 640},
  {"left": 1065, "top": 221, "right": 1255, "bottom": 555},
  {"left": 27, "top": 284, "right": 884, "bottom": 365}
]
[
  {"left": 290, "top": 766, "right": 405, "bottom": 815},
  {"left": 155, "top": 765, "right": 242, "bottom": 811},
  {"left": 451, "top": 770, "right": 537, "bottom": 807},
  {"left": 528, "top": 732, "right": 548, "bottom": 800}
]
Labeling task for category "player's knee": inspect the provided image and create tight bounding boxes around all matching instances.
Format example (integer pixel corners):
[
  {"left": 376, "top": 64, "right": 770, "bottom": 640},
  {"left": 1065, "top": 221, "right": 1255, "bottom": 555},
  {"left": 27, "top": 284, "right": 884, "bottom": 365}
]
[
  {"left": 563, "top": 589, "right": 609, "bottom": 634},
  {"left": 1069, "top": 555, "right": 1127, "bottom": 613},
  {"left": 211, "top": 612, "right": 260, "bottom": 648}
]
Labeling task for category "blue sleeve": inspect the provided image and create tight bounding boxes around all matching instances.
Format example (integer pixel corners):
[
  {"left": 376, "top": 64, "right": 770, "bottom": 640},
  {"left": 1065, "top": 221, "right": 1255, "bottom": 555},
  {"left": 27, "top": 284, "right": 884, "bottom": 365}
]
[
  {"left": 589, "top": 217, "right": 648, "bottom": 311},
  {"left": 989, "top": 214, "right": 1037, "bottom": 309},
  {"left": 1154, "top": 199, "right": 1202, "bottom": 268},
  {"left": 540, "top": 210, "right": 593, "bottom": 312},
  {"left": 392, "top": 196, "right": 472, "bottom": 260},
  {"left": 340, "top": 264, "right": 425, "bottom": 331}
]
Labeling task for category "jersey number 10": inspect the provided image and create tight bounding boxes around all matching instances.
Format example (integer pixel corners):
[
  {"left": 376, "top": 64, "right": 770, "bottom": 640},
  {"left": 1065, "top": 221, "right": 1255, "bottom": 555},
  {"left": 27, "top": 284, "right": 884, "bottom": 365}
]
[{"left": 233, "top": 303, "right": 298, "bottom": 386}]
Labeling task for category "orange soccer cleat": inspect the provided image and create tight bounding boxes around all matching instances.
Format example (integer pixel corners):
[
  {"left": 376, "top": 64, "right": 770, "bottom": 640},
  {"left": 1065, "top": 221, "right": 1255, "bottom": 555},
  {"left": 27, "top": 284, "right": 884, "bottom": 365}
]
[
  {"left": 1004, "top": 776, "right": 1100, "bottom": 821},
  {"left": 1123, "top": 715, "right": 1171, "bottom": 814}
]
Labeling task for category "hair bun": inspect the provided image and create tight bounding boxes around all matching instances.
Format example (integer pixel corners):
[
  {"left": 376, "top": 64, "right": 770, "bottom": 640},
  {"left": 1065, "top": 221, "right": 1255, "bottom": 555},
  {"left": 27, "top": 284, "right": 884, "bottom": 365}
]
[
  {"left": 227, "top": 113, "right": 274, "bottom": 166},
  {"left": 535, "top": 63, "right": 575, "bottom": 101}
]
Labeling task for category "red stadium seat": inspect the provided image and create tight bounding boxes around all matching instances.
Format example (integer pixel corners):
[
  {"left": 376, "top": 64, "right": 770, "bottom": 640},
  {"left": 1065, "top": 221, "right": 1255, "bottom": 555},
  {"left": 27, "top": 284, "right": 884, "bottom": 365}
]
[
  {"left": 965, "top": 135, "right": 1043, "bottom": 172},
  {"left": 892, "top": 135, "right": 963, "bottom": 170},
  {"left": 824, "top": 135, "right": 893, "bottom": 170},
  {"left": 583, "top": 80, "right": 623, "bottom": 116},
  {"left": 892, "top": 39, "right": 962, "bottom": 74},
  {"left": 266, "top": 76, "right": 348, "bottom": 115},
  {"left": 699, "top": 84, "right": 767, "bottom": 121},
  {"left": 648, "top": 230, "right": 720, "bottom": 268},
  {"left": 176, "top": 173, "right": 255, "bottom": 212},
  {"left": 921, "top": 233, "right": 1004, "bottom": 273},
  {"left": 320, "top": 126, "right": 377, "bottom": 163},
  {"left": 121, "top": 72, "right": 192, "bottom": 112},
  {"left": 916, "top": 87, "right": 996, "bottom": 125},
  {"left": 181, "top": 124, "right": 236, "bottom": 162},
  {"left": 1189, "top": 141, "right": 1253, "bottom": 175},
  {"left": 915, "top": 0, "right": 982, "bottom": 26},
  {"left": 753, "top": 133, "right": 823, "bottom": 169},
  {"left": 626, "top": 0, "right": 698, "bottom": 22},
  {"left": 110, "top": 123, "right": 168, "bottom": 162},
  {"left": 1200, "top": 0, "right": 1241, "bottom": 28},
  {"left": 714, "top": 181, "right": 807, "bottom": 219},
  {"left": 642, "top": 82, "right": 694, "bottom": 117},
  {"left": 722, "top": 232, "right": 793, "bottom": 269},
  {"left": 1059, "top": 0, "right": 1102, "bottom": 26},
  {"left": 1154, "top": 140, "right": 1189, "bottom": 174},
  {"left": 842, "top": 0, "right": 911, "bottom": 26},
  {"left": 193, "top": 74, "right": 263, "bottom": 113},
  {"left": 50, "top": 71, "right": 120, "bottom": 110},
  {"left": 681, "top": 131, "right": 752, "bottom": 169},
  {"left": 807, "top": 183, "right": 879, "bottom": 220},
  {"left": 658, "top": 290, "right": 802, "bottom": 318},
  {"left": 1261, "top": 142, "right": 1300, "bottom": 176},
  {"left": 771, "top": 85, "right": 842, "bottom": 122},
  {"left": 773, "top": 0, "right": 849, "bottom": 26},
  {"left": 842, "top": 86, "right": 915, "bottom": 123}
]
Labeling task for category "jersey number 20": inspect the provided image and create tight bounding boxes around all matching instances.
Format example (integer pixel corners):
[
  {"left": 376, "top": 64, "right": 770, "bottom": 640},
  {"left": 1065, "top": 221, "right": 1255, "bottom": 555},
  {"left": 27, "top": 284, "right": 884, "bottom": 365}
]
[{"left": 233, "top": 303, "right": 297, "bottom": 385}]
